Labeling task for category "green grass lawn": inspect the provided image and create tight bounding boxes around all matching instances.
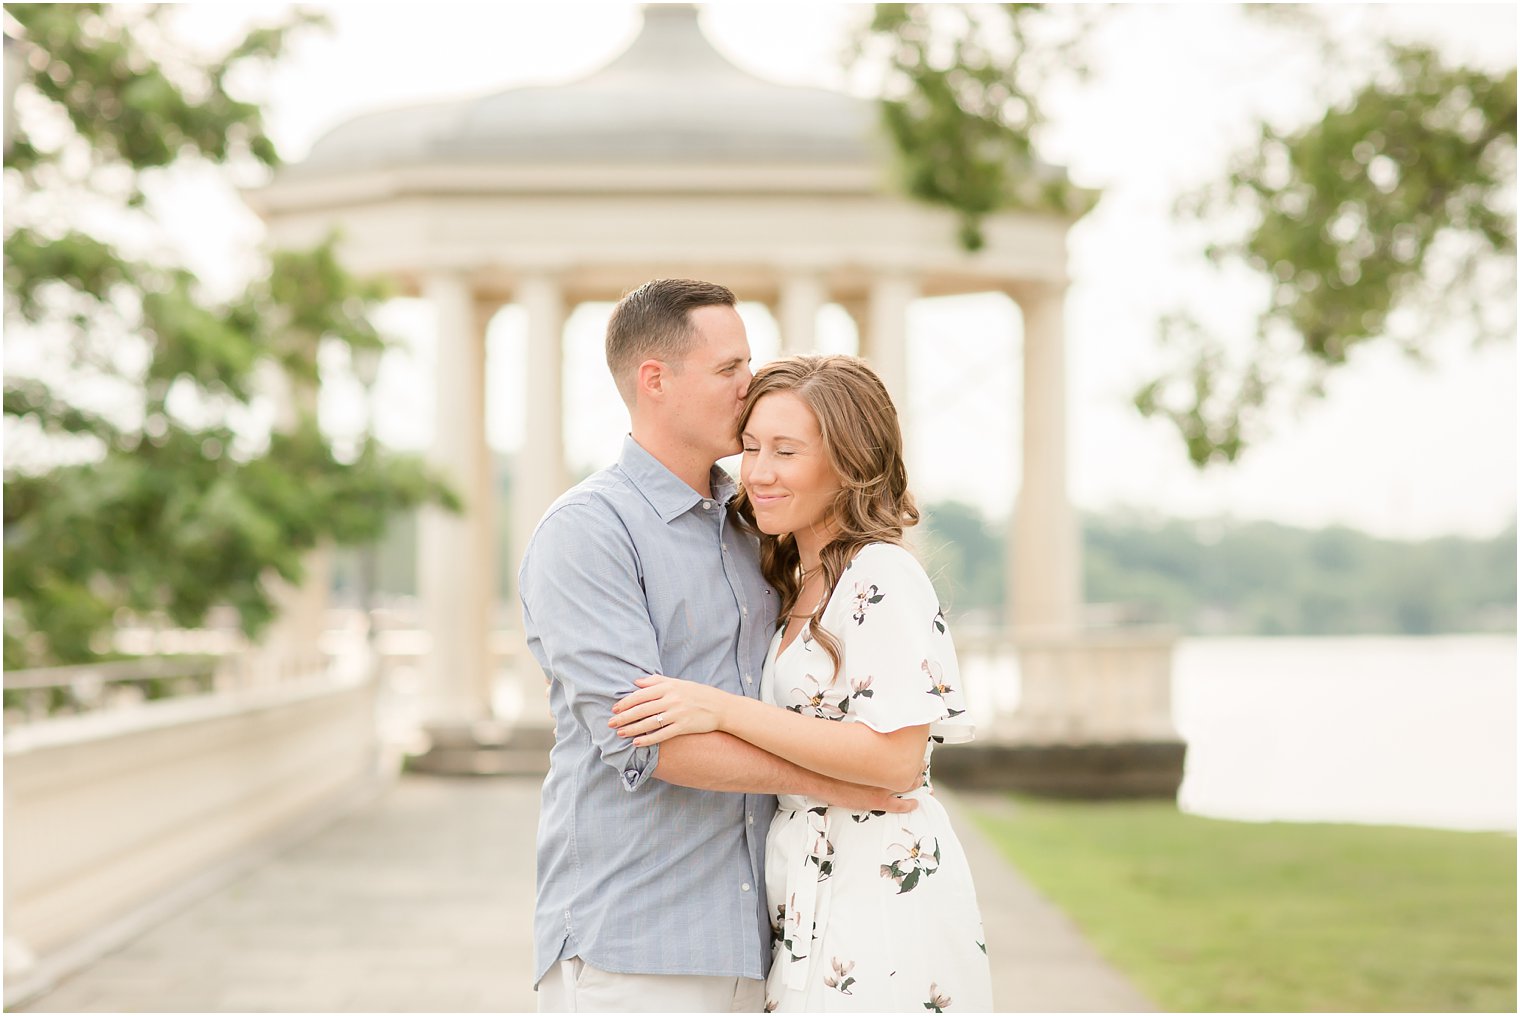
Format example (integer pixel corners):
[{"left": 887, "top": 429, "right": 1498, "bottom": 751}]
[{"left": 970, "top": 797, "right": 1516, "bottom": 1013}]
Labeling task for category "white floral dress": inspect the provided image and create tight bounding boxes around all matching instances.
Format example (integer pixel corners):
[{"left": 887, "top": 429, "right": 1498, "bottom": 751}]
[{"left": 761, "top": 543, "right": 993, "bottom": 1013}]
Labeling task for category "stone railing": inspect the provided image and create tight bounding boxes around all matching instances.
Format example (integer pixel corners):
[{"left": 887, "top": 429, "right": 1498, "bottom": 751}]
[
  {"left": 950, "top": 622, "right": 1179, "bottom": 743},
  {"left": 2, "top": 652, "right": 327, "bottom": 729},
  {"left": 998, "top": 625, "right": 1180, "bottom": 744},
  {"left": 934, "top": 623, "right": 1185, "bottom": 797},
  {"left": 3, "top": 660, "right": 382, "bottom": 1007}
]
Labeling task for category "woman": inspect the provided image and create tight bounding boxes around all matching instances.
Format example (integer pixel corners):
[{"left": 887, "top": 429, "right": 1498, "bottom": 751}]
[{"left": 609, "top": 355, "right": 993, "bottom": 1013}]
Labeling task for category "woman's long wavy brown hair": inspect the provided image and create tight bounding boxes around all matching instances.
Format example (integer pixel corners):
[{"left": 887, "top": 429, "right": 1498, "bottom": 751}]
[{"left": 733, "top": 354, "right": 920, "bottom": 678}]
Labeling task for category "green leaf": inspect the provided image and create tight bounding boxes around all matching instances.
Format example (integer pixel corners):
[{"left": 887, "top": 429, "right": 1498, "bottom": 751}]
[{"left": 3, "top": 7, "right": 451, "bottom": 665}]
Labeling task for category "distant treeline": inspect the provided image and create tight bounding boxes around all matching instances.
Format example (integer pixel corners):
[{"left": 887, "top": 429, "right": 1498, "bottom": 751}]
[
  {"left": 918, "top": 502, "right": 1517, "bottom": 636},
  {"left": 334, "top": 489, "right": 1516, "bottom": 637}
]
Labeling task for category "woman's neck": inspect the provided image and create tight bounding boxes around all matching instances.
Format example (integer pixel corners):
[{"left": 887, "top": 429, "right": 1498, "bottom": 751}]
[{"left": 792, "top": 522, "right": 834, "bottom": 574}]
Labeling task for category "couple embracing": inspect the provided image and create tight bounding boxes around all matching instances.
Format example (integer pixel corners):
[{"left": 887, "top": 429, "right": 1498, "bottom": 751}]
[{"left": 521, "top": 279, "right": 993, "bottom": 1013}]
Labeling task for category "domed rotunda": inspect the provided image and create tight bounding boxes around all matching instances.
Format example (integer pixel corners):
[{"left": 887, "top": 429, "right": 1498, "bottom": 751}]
[{"left": 246, "top": 4, "right": 1177, "bottom": 790}]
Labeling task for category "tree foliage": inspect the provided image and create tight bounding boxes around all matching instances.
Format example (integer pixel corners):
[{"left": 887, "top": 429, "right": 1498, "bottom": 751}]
[
  {"left": 1139, "top": 41, "right": 1518, "bottom": 465},
  {"left": 3, "top": 4, "right": 455, "bottom": 668},
  {"left": 917, "top": 502, "right": 1516, "bottom": 636},
  {"left": 856, "top": 5, "right": 1516, "bottom": 464},
  {"left": 850, "top": 3, "right": 1097, "bottom": 250},
  {"left": 1083, "top": 514, "right": 1517, "bottom": 636}
]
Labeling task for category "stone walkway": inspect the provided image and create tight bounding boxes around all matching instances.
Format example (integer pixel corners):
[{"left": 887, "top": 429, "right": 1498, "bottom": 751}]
[{"left": 17, "top": 775, "right": 1154, "bottom": 1013}]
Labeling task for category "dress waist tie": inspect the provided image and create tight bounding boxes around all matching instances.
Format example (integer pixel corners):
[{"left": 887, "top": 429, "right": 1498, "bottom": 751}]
[{"left": 777, "top": 802, "right": 835, "bottom": 994}]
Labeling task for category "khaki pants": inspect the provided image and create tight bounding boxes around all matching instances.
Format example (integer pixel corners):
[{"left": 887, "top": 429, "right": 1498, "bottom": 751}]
[{"left": 537, "top": 957, "right": 766, "bottom": 1013}]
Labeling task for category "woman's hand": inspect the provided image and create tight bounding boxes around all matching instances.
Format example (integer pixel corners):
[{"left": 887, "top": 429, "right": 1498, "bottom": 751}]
[{"left": 610, "top": 675, "right": 730, "bottom": 746}]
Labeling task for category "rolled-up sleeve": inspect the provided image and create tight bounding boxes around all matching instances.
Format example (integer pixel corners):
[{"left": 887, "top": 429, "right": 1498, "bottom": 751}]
[{"left": 520, "top": 501, "right": 664, "bottom": 790}]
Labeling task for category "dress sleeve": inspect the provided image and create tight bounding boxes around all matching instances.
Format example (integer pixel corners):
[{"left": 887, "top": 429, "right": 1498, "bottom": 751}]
[{"left": 831, "top": 544, "right": 974, "bottom": 744}]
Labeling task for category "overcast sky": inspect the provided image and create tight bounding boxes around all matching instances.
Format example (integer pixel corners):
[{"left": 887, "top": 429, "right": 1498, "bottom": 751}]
[{"left": 153, "top": 2, "right": 1517, "bottom": 539}]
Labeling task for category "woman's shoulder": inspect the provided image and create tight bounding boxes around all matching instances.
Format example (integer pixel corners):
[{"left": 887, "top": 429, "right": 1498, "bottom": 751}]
[
  {"left": 846, "top": 540, "right": 923, "bottom": 574},
  {"left": 841, "top": 541, "right": 938, "bottom": 596}
]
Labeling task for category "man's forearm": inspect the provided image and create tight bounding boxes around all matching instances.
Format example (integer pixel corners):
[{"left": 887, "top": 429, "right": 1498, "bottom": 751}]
[{"left": 652, "top": 731, "right": 907, "bottom": 811}]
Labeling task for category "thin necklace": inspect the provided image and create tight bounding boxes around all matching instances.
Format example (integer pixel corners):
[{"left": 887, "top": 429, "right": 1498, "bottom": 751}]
[{"left": 787, "top": 565, "right": 824, "bottom": 619}]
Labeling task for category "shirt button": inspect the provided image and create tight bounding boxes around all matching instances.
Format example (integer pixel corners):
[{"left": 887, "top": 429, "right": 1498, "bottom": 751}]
[
  {"left": 745, "top": 674, "right": 753, "bottom": 685},
  {"left": 741, "top": 882, "right": 752, "bottom": 892},
  {"left": 747, "top": 813, "right": 755, "bottom": 825},
  {"left": 741, "top": 606, "right": 748, "bottom": 616},
  {"left": 702, "top": 500, "right": 713, "bottom": 510}
]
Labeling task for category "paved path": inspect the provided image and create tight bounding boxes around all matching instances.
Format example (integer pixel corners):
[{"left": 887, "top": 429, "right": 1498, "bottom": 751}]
[{"left": 18, "top": 775, "right": 1154, "bottom": 1013}]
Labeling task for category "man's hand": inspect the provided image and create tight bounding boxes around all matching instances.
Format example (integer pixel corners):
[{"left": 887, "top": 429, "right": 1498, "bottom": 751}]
[{"left": 817, "top": 780, "right": 917, "bottom": 814}]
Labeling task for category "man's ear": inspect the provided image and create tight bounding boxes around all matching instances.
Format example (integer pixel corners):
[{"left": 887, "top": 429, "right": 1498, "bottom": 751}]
[{"left": 636, "top": 358, "right": 665, "bottom": 401}]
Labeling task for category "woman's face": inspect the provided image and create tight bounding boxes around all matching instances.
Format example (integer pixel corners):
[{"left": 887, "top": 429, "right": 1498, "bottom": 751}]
[{"left": 740, "top": 390, "right": 843, "bottom": 540}]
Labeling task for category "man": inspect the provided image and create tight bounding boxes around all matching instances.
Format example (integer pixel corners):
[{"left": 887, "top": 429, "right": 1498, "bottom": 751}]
[{"left": 519, "top": 279, "right": 912, "bottom": 1013}]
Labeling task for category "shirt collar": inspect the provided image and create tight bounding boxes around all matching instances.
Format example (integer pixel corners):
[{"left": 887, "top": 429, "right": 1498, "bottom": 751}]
[{"left": 618, "top": 435, "right": 736, "bottom": 524}]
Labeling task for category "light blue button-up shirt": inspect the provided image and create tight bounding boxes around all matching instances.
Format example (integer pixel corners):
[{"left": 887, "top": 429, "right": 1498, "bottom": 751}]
[{"left": 520, "top": 436, "right": 779, "bottom": 988}]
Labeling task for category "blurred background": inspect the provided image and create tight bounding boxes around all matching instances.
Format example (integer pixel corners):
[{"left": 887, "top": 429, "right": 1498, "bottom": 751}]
[{"left": 3, "top": 3, "right": 1515, "bottom": 1013}]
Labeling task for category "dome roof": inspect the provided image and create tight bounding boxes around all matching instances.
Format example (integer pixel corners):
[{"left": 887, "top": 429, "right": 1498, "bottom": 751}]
[{"left": 291, "top": 5, "right": 880, "bottom": 177}]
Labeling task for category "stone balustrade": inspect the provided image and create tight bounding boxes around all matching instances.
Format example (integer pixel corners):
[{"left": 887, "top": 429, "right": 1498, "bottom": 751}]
[{"left": 4, "top": 669, "right": 382, "bottom": 1006}]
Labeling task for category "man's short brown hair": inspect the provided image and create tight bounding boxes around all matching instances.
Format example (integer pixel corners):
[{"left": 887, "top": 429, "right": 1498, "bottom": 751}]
[{"left": 606, "top": 279, "right": 737, "bottom": 404}]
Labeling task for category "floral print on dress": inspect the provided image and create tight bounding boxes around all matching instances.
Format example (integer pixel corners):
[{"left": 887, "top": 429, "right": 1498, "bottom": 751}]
[
  {"left": 922, "top": 659, "right": 965, "bottom": 719},
  {"left": 787, "top": 672, "right": 849, "bottom": 721},
  {"left": 762, "top": 543, "right": 990, "bottom": 1011},
  {"left": 778, "top": 890, "right": 813, "bottom": 965},
  {"left": 824, "top": 957, "right": 858, "bottom": 995},
  {"left": 880, "top": 831, "right": 941, "bottom": 894},
  {"left": 770, "top": 902, "right": 786, "bottom": 946},
  {"left": 851, "top": 582, "right": 884, "bottom": 625},
  {"left": 806, "top": 806, "right": 835, "bottom": 880}
]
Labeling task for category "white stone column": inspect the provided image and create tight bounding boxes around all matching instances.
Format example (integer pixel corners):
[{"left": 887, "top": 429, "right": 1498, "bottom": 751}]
[
  {"left": 510, "top": 273, "right": 567, "bottom": 608},
  {"left": 864, "top": 273, "right": 915, "bottom": 421},
  {"left": 864, "top": 273, "right": 923, "bottom": 549},
  {"left": 777, "top": 273, "right": 826, "bottom": 355},
  {"left": 418, "top": 272, "right": 494, "bottom": 731},
  {"left": 472, "top": 296, "right": 503, "bottom": 651},
  {"left": 837, "top": 297, "right": 868, "bottom": 358},
  {"left": 1009, "top": 281, "right": 1081, "bottom": 633}
]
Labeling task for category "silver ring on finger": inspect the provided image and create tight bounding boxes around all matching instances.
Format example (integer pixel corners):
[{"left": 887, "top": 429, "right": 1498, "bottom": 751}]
[{"left": 654, "top": 712, "right": 665, "bottom": 727}]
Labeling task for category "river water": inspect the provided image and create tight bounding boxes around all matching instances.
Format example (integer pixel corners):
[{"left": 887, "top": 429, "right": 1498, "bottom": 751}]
[{"left": 962, "top": 635, "right": 1516, "bottom": 832}]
